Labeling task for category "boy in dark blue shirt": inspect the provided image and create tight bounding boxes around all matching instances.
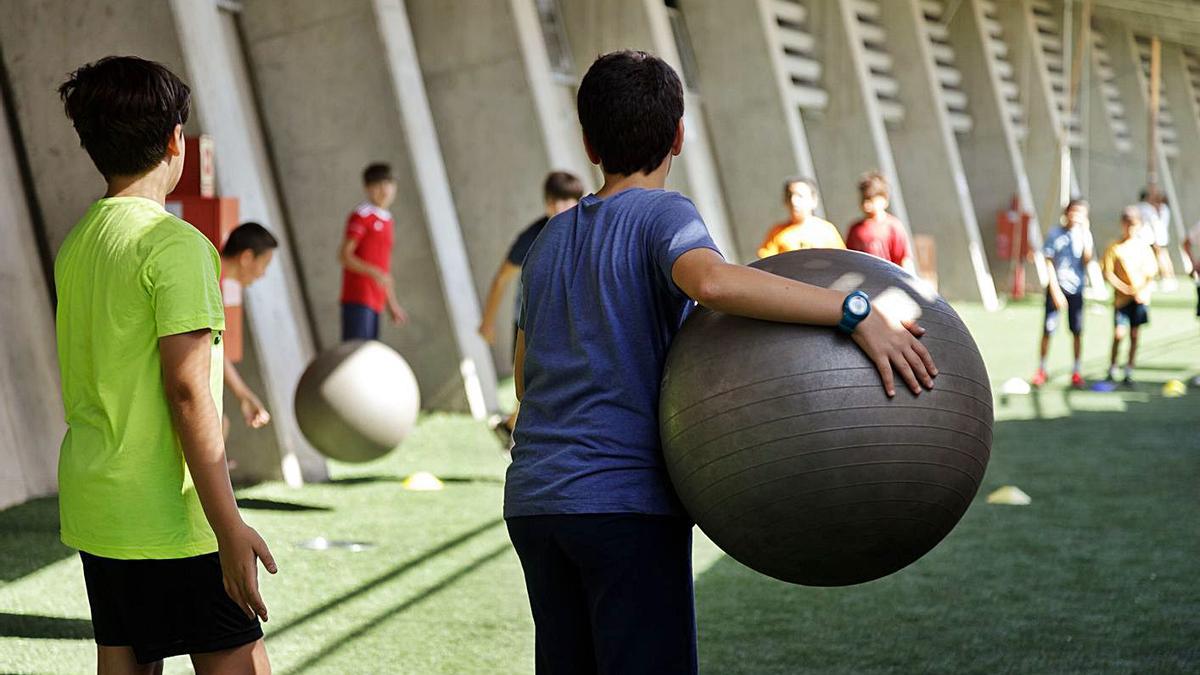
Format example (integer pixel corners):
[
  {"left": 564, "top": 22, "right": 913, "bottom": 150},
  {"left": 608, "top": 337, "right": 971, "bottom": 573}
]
[{"left": 507, "top": 51, "right": 937, "bottom": 675}]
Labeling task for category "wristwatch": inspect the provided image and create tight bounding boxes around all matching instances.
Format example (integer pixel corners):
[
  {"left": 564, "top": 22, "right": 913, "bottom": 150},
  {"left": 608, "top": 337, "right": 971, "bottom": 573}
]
[{"left": 837, "top": 291, "right": 871, "bottom": 335}]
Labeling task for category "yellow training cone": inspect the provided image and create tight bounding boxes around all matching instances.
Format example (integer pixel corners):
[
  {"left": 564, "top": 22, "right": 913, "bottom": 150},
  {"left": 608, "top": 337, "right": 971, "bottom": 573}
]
[
  {"left": 1162, "top": 380, "right": 1187, "bottom": 398},
  {"left": 402, "top": 471, "right": 444, "bottom": 492},
  {"left": 986, "top": 485, "right": 1031, "bottom": 506}
]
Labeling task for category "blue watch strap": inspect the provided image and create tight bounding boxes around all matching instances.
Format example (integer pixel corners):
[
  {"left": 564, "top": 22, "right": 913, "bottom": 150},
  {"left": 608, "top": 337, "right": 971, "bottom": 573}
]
[{"left": 837, "top": 291, "right": 871, "bottom": 335}]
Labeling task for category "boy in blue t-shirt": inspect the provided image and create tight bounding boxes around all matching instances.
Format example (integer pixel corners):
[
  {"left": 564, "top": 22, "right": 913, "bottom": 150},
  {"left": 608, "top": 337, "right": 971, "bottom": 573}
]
[
  {"left": 506, "top": 50, "right": 938, "bottom": 674},
  {"left": 1031, "top": 199, "right": 1094, "bottom": 389}
]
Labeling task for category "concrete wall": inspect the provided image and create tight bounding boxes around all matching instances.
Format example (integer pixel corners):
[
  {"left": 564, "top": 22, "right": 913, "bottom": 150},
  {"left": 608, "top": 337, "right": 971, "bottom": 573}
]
[
  {"left": 947, "top": 0, "right": 1045, "bottom": 293},
  {"left": 238, "top": 0, "right": 471, "bottom": 410},
  {"left": 0, "top": 82, "right": 62, "bottom": 510},
  {"left": 877, "top": 0, "right": 996, "bottom": 305},
  {"left": 405, "top": 0, "right": 554, "bottom": 375},
  {"left": 0, "top": 0, "right": 195, "bottom": 250},
  {"left": 799, "top": 0, "right": 910, "bottom": 231},
  {"left": 680, "top": 0, "right": 818, "bottom": 260}
]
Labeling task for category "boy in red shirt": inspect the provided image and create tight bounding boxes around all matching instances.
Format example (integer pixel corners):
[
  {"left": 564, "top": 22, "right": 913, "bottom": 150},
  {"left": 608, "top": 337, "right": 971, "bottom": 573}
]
[
  {"left": 845, "top": 171, "right": 914, "bottom": 273},
  {"left": 339, "top": 163, "right": 407, "bottom": 341}
]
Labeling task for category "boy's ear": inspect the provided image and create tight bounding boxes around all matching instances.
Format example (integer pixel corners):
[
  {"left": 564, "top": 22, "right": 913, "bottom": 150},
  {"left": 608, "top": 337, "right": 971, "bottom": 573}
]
[
  {"left": 582, "top": 134, "right": 601, "bottom": 167},
  {"left": 167, "top": 124, "right": 184, "bottom": 157},
  {"left": 672, "top": 118, "right": 685, "bottom": 157}
]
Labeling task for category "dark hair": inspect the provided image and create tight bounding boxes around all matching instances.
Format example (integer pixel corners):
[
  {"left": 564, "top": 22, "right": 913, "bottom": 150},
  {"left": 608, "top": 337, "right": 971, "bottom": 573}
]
[
  {"left": 783, "top": 176, "right": 818, "bottom": 201},
  {"left": 858, "top": 171, "right": 889, "bottom": 201},
  {"left": 1065, "top": 198, "right": 1089, "bottom": 212},
  {"left": 363, "top": 163, "right": 393, "bottom": 185},
  {"left": 59, "top": 56, "right": 191, "bottom": 179},
  {"left": 223, "top": 222, "right": 279, "bottom": 257},
  {"left": 1120, "top": 206, "right": 1141, "bottom": 225},
  {"left": 1139, "top": 189, "right": 1150, "bottom": 201},
  {"left": 543, "top": 171, "right": 584, "bottom": 201},
  {"left": 577, "top": 51, "right": 684, "bottom": 176}
]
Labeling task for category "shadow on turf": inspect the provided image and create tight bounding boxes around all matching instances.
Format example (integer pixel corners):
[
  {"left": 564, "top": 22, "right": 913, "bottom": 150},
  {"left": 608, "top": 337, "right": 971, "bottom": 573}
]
[
  {"left": 693, "top": 389, "right": 1199, "bottom": 673},
  {"left": 0, "top": 612, "right": 92, "bottom": 640},
  {"left": 268, "top": 517, "right": 505, "bottom": 645},
  {"left": 236, "top": 498, "right": 331, "bottom": 512},
  {"left": 0, "top": 496, "right": 73, "bottom": 583}
]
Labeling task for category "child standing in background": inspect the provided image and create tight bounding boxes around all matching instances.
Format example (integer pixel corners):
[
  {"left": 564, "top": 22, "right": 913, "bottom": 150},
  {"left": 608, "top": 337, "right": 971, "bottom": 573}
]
[
  {"left": 1102, "top": 208, "right": 1157, "bottom": 385},
  {"left": 757, "top": 177, "right": 844, "bottom": 258},
  {"left": 844, "top": 171, "right": 913, "bottom": 273},
  {"left": 1032, "top": 199, "right": 1094, "bottom": 389}
]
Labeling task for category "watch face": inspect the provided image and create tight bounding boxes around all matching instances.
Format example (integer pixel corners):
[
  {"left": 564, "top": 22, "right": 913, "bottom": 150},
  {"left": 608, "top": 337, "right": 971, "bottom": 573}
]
[{"left": 848, "top": 295, "right": 869, "bottom": 316}]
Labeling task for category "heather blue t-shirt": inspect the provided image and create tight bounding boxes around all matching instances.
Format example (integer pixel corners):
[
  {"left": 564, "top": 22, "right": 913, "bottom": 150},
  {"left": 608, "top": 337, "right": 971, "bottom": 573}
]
[
  {"left": 1043, "top": 225, "right": 1093, "bottom": 295},
  {"left": 505, "top": 189, "right": 720, "bottom": 519}
]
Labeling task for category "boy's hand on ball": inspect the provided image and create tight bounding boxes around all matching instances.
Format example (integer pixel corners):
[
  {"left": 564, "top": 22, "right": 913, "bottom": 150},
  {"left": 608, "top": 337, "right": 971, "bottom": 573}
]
[
  {"left": 218, "top": 523, "right": 277, "bottom": 623},
  {"left": 851, "top": 310, "right": 937, "bottom": 397}
]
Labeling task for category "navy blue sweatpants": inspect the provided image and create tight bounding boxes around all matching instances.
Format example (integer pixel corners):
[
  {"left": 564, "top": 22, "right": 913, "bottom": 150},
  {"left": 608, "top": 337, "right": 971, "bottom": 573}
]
[{"left": 506, "top": 514, "right": 697, "bottom": 675}]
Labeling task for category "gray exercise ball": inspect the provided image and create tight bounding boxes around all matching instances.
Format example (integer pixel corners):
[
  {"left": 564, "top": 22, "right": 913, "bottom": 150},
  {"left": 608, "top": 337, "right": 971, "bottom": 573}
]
[
  {"left": 660, "top": 249, "right": 992, "bottom": 586},
  {"left": 294, "top": 340, "right": 420, "bottom": 463}
]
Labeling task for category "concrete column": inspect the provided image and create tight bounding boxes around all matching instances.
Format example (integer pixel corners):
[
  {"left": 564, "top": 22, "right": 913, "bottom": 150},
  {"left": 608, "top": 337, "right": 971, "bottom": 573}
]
[
  {"left": 1161, "top": 42, "right": 1200, "bottom": 260},
  {"left": 0, "top": 83, "right": 62, "bottom": 510},
  {"left": 947, "top": 0, "right": 1045, "bottom": 294},
  {"left": 168, "top": 0, "right": 327, "bottom": 485},
  {"left": 238, "top": 0, "right": 497, "bottom": 417},
  {"left": 997, "top": 0, "right": 1073, "bottom": 232},
  {"left": 557, "top": 0, "right": 740, "bottom": 261},
  {"left": 678, "top": 0, "right": 819, "bottom": 260},
  {"left": 373, "top": 0, "right": 500, "bottom": 418},
  {"left": 796, "top": 0, "right": 910, "bottom": 233},
  {"left": 404, "top": 0, "right": 564, "bottom": 375},
  {"left": 1080, "top": 35, "right": 1141, "bottom": 246},
  {"left": 1096, "top": 20, "right": 1187, "bottom": 269},
  {"left": 509, "top": 0, "right": 594, "bottom": 180},
  {"left": 877, "top": 0, "right": 997, "bottom": 306}
]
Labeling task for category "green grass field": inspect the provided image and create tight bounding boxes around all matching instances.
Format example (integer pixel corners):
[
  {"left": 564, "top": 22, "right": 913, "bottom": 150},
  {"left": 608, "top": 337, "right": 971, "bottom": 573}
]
[{"left": 2, "top": 286, "right": 1198, "bottom": 674}]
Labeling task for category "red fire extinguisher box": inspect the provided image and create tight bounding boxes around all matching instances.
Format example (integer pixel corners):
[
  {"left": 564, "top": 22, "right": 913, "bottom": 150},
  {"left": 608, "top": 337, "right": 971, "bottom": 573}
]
[{"left": 165, "top": 135, "right": 244, "bottom": 362}]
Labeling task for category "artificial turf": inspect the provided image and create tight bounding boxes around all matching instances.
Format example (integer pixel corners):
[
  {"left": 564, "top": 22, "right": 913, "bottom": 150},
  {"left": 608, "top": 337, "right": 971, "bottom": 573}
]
[{"left": 1, "top": 285, "right": 1197, "bottom": 674}]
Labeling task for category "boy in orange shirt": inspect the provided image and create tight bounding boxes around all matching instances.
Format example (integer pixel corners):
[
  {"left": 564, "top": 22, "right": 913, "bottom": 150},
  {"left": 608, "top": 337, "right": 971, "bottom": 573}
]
[
  {"left": 1102, "top": 207, "right": 1157, "bottom": 384},
  {"left": 757, "top": 177, "right": 844, "bottom": 258}
]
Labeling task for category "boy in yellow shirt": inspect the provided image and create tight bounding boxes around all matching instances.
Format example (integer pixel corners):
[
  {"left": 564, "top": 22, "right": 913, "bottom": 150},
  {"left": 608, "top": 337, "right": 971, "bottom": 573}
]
[
  {"left": 1102, "top": 207, "right": 1158, "bottom": 384},
  {"left": 757, "top": 177, "right": 844, "bottom": 258}
]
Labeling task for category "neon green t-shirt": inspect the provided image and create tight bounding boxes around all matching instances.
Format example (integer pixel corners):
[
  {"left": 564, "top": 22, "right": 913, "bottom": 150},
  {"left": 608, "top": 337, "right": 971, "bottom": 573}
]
[{"left": 55, "top": 196, "right": 225, "bottom": 559}]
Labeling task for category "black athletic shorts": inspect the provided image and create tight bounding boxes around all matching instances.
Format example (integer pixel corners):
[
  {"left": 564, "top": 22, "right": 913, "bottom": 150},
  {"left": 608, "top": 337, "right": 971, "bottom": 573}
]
[
  {"left": 1115, "top": 301, "right": 1149, "bottom": 328},
  {"left": 80, "top": 551, "right": 262, "bottom": 664},
  {"left": 1044, "top": 290, "right": 1084, "bottom": 335}
]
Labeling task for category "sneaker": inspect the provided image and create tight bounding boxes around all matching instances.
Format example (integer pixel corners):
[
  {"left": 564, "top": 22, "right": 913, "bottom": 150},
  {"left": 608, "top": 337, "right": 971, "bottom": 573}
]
[
  {"left": 1031, "top": 369, "right": 1048, "bottom": 387},
  {"left": 1191, "top": 375, "right": 1200, "bottom": 387},
  {"left": 1105, "top": 368, "right": 1118, "bottom": 382},
  {"left": 1070, "top": 372, "right": 1086, "bottom": 389},
  {"left": 1122, "top": 374, "right": 1135, "bottom": 386}
]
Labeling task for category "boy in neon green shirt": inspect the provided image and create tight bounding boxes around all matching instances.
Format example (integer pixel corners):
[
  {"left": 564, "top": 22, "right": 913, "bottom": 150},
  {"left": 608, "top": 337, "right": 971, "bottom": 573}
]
[{"left": 55, "top": 56, "right": 275, "bottom": 672}]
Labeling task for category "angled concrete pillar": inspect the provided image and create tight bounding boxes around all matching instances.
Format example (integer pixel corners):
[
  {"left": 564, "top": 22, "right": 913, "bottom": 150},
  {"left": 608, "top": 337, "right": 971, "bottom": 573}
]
[
  {"left": 405, "top": 0, "right": 567, "bottom": 375},
  {"left": 556, "top": 0, "right": 740, "bottom": 261},
  {"left": 798, "top": 0, "right": 910, "bottom": 234},
  {"left": 0, "top": 84, "right": 62, "bottom": 509},
  {"left": 1081, "top": 29, "right": 1142, "bottom": 244},
  {"left": 947, "top": 0, "right": 1046, "bottom": 293},
  {"left": 877, "top": 0, "right": 996, "bottom": 306},
  {"left": 997, "top": 0, "right": 1073, "bottom": 232},
  {"left": 1097, "top": 19, "right": 1187, "bottom": 269},
  {"left": 238, "top": 0, "right": 499, "bottom": 418},
  {"left": 168, "top": 0, "right": 327, "bottom": 485},
  {"left": 509, "top": 0, "right": 594, "bottom": 180},
  {"left": 679, "top": 0, "right": 819, "bottom": 260},
  {"left": 1161, "top": 42, "right": 1200, "bottom": 264}
]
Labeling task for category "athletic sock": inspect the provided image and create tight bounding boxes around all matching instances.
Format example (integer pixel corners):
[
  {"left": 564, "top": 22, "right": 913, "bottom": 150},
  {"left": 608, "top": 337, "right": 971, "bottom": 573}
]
[
  {"left": 1039, "top": 358, "right": 1047, "bottom": 372},
  {"left": 1072, "top": 359, "right": 1081, "bottom": 375},
  {"left": 1124, "top": 365, "right": 1134, "bottom": 379},
  {"left": 1108, "top": 366, "right": 1119, "bottom": 380}
]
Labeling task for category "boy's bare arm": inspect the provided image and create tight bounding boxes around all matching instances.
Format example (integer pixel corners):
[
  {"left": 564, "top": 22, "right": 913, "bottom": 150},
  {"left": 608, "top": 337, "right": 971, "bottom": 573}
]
[
  {"left": 161, "top": 330, "right": 277, "bottom": 621},
  {"left": 223, "top": 358, "right": 270, "bottom": 429},
  {"left": 671, "top": 248, "right": 935, "bottom": 397},
  {"left": 479, "top": 261, "right": 521, "bottom": 343}
]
